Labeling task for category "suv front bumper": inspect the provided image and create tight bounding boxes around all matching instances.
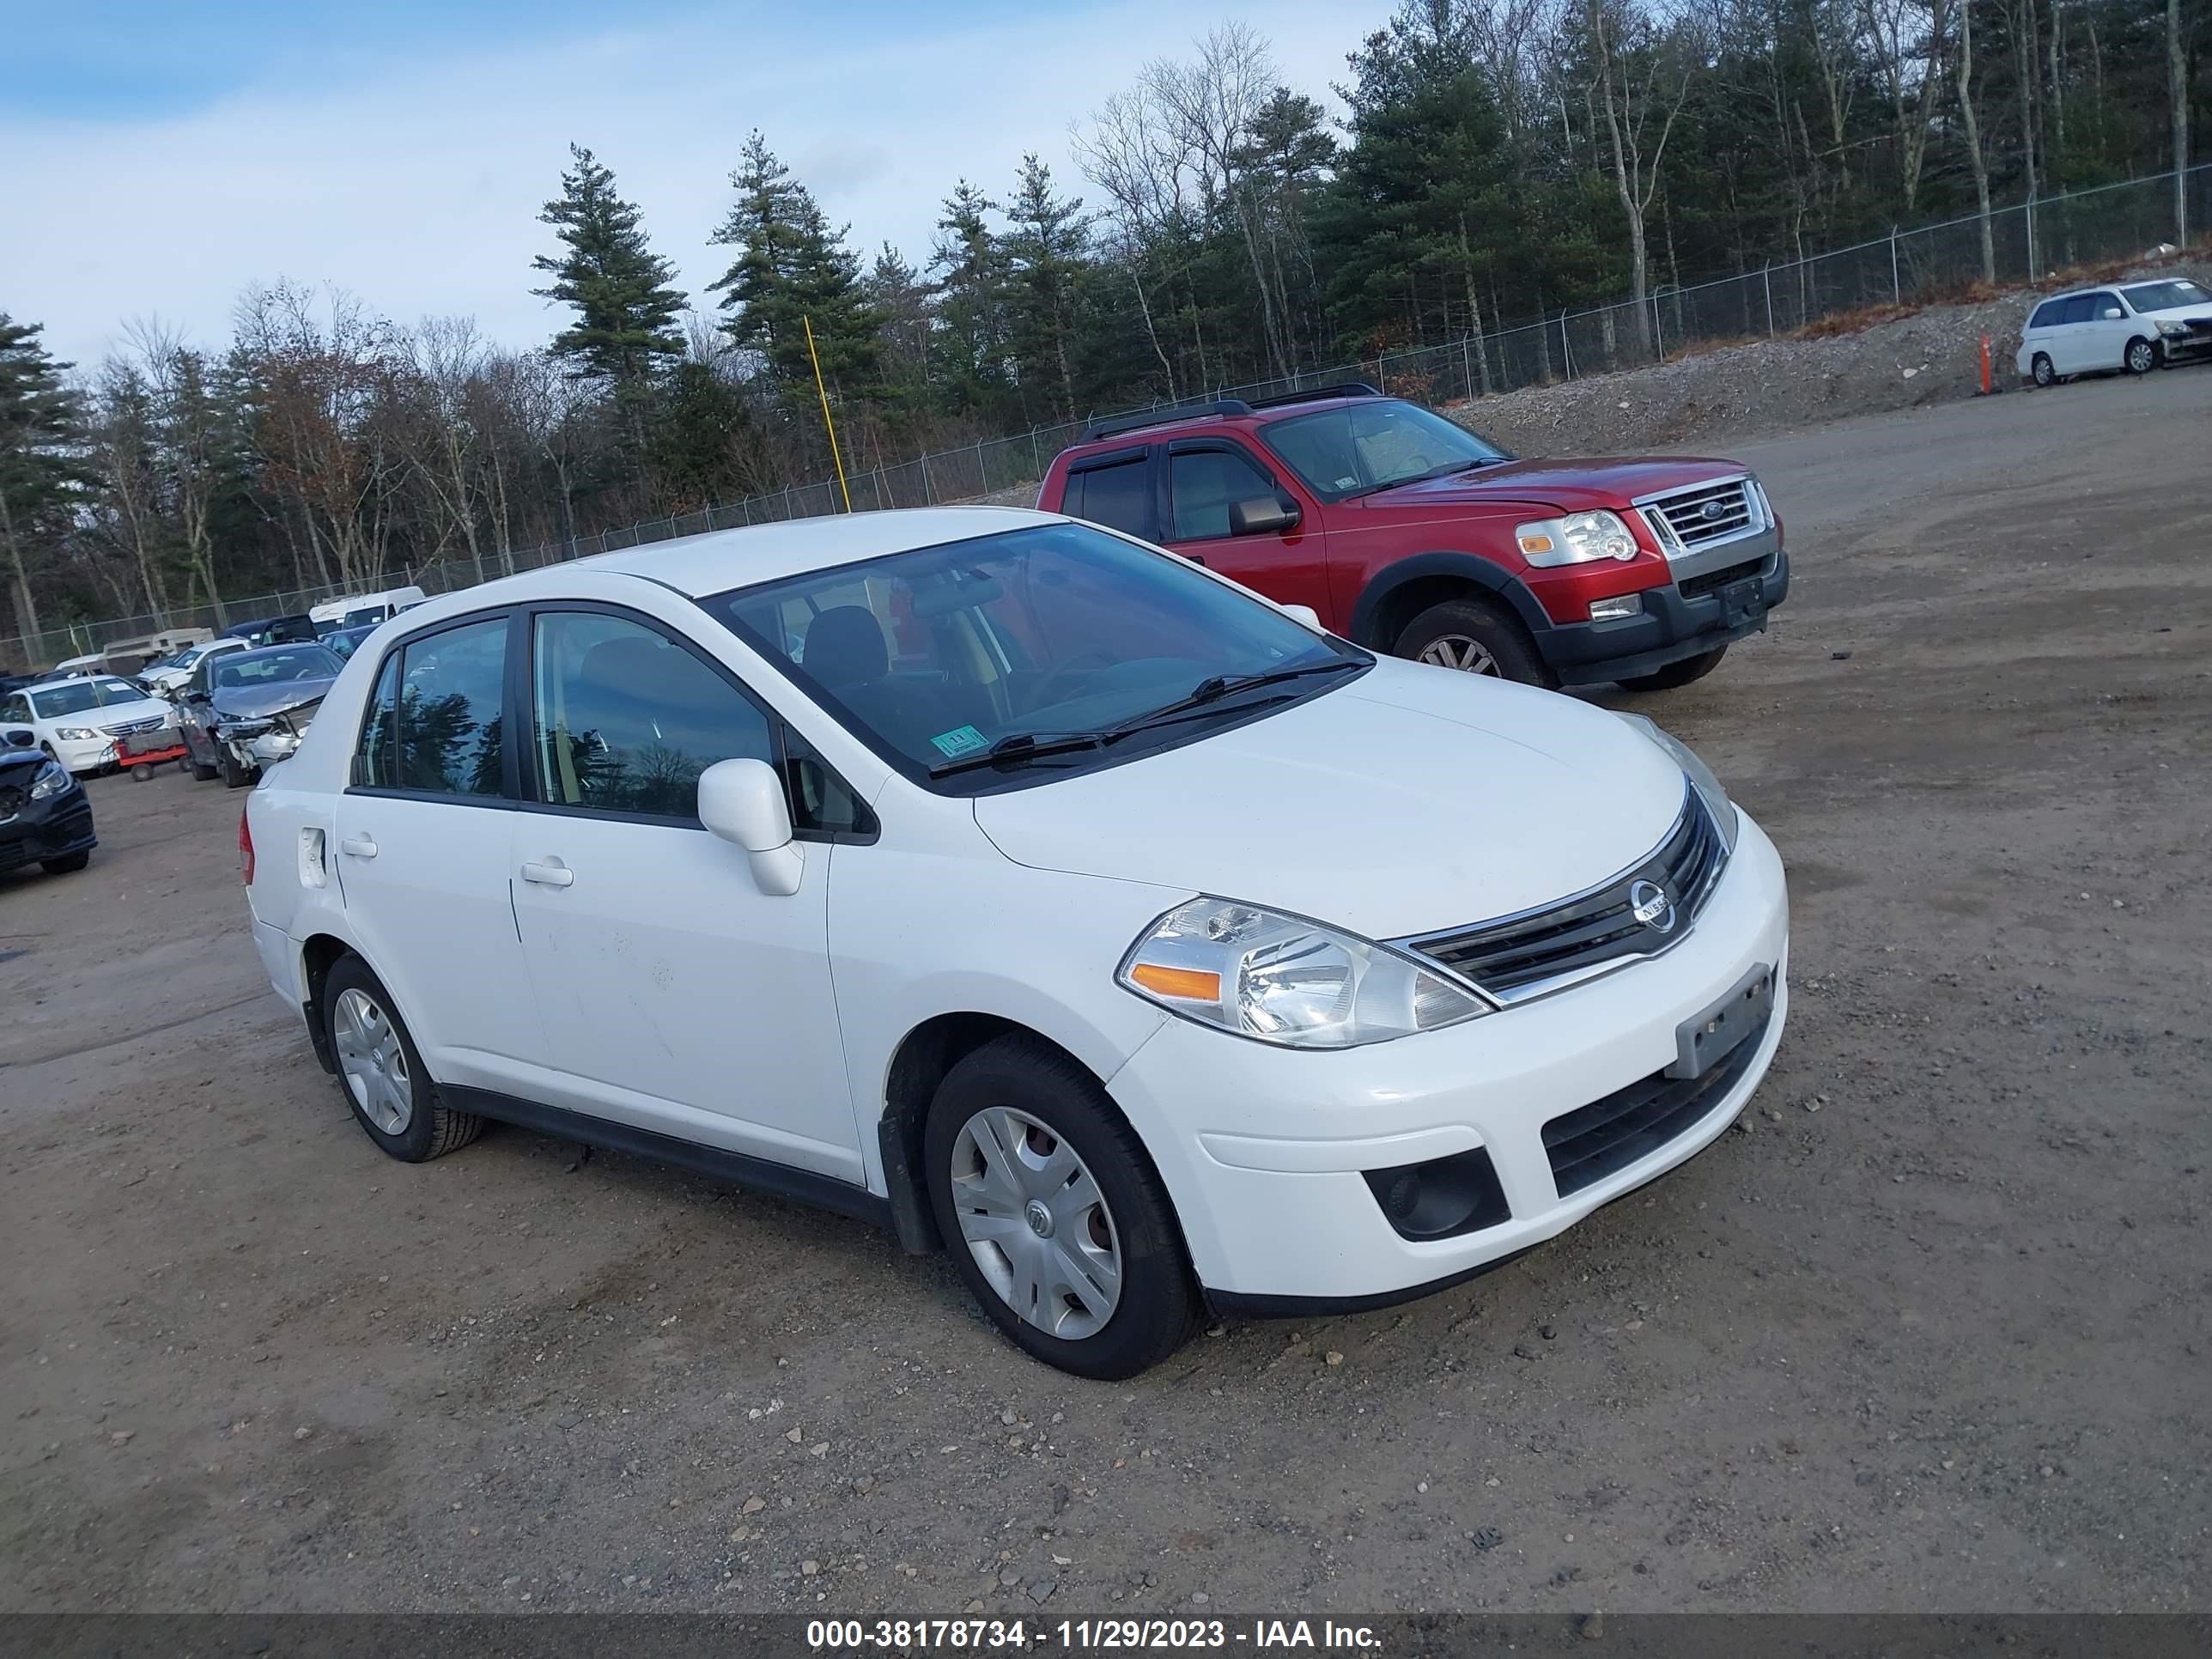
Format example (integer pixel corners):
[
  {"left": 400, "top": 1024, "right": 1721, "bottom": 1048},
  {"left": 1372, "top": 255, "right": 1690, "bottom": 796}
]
[
  {"left": 1108, "top": 812, "right": 1790, "bottom": 1308},
  {"left": 1536, "top": 530, "right": 1789, "bottom": 686}
]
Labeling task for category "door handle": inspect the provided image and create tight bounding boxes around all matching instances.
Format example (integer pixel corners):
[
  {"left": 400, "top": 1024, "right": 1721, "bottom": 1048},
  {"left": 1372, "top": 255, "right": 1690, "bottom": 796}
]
[
  {"left": 520, "top": 859, "right": 575, "bottom": 889},
  {"left": 338, "top": 835, "right": 377, "bottom": 859}
]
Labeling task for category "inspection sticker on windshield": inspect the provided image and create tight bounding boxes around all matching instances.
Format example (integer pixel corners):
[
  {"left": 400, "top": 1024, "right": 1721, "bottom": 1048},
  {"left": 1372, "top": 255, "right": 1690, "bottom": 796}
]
[{"left": 930, "top": 725, "right": 989, "bottom": 759}]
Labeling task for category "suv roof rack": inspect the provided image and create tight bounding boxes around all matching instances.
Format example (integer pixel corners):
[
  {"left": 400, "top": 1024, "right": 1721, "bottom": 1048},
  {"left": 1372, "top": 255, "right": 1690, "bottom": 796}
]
[
  {"left": 1247, "top": 381, "right": 1384, "bottom": 410},
  {"left": 1083, "top": 398, "right": 1253, "bottom": 442}
]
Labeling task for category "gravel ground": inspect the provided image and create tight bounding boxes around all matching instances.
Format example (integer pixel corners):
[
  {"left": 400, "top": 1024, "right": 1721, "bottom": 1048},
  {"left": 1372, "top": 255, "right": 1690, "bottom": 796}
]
[{"left": 3, "top": 366, "right": 2209, "bottom": 1615}]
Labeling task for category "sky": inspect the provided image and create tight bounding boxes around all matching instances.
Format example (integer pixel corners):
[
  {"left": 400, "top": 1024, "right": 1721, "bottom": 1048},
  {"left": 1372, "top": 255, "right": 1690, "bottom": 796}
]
[{"left": 2, "top": 0, "right": 1388, "bottom": 370}]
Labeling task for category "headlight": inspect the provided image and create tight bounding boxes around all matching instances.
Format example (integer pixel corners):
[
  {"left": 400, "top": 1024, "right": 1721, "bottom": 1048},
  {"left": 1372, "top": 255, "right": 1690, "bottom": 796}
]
[
  {"left": 1615, "top": 713, "right": 1739, "bottom": 849},
  {"left": 2156, "top": 319, "right": 2187, "bottom": 337},
  {"left": 28, "top": 760, "right": 74, "bottom": 799},
  {"left": 1515, "top": 509, "right": 1639, "bottom": 566},
  {"left": 55, "top": 726, "right": 98, "bottom": 741},
  {"left": 1118, "top": 898, "right": 1489, "bottom": 1048}
]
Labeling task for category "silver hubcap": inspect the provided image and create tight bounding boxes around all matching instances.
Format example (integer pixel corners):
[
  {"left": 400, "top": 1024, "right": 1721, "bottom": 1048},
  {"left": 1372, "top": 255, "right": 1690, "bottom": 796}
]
[
  {"left": 2035, "top": 358, "right": 2052, "bottom": 384},
  {"left": 949, "top": 1107, "right": 1121, "bottom": 1340},
  {"left": 1418, "top": 634, "right": 1500, "bottom": 675},
  {"left": 333, "top": 988, "right": 412, "bottom": 1135},
  {"left": 2129, "top": 343, "right": 2152, "bottom": 372}
]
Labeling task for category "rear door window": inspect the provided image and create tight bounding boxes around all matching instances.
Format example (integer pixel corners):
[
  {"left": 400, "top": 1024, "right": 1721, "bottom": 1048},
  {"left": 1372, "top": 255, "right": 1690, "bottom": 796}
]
[
  {"left": 2058, "top": 295, "right": 2096, "bottom": 325},
  {"left": 2028, "top": 301, "right": 2062, "bottom": 330},
  {"left": 1063, "top": 456, "right": 1155, "bottom": 539},
  {"left": 386, "top": 617, "right": 508, "bottom": 797}
]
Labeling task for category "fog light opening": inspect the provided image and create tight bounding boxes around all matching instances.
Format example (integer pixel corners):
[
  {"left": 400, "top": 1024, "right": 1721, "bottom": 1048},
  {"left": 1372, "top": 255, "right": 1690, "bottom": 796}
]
[{"left": 1589, "top": 593, "right": 1645, "bottom": 623}]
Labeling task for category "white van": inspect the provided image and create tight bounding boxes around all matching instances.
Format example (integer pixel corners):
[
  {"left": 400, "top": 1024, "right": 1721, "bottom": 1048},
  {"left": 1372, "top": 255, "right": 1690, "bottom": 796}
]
[
  {"left": 2016, "top": 277, "right": 2212, "bottom": 385},
  {"left": 312, "top": 586, "right": 428, "bottom": 635}
]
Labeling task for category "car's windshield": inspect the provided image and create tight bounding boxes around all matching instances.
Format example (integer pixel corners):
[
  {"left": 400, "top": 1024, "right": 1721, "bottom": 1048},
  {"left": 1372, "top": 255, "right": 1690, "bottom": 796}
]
[
  {"left": 2122, "top": 280, "right": 2210, "bottom": 313},
  {"left": 325, "top": 625, "right": 376, "bottom": 659},
  {"left": 213, "top": 646, "right": 343, "bottom": 690},
  {"left": 708, "top": 521, "right": 1366, "bottom": 792},
  {"left": 1261, "top": 399, "right": 1510, "bottom": 501},
  {"left": 29, "top": 678, "right": 147, "bottom": 717}
]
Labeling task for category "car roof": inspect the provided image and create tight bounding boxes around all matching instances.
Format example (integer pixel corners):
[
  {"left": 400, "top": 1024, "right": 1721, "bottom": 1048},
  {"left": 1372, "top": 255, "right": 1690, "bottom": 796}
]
[{"left": 1060, "top": 390, "right": 1388, "bottom": 455}]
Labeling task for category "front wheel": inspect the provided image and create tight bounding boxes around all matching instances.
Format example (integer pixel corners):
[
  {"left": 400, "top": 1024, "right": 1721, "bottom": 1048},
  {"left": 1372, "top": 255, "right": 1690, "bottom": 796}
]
[
  {"left": 2124, "top": 337, "right": 2159, "bottom": 375},
  {"left": 218, "top": 745, "right": 255, "bottom": 789},
  {"left": 1394, "top": 598, "right": 1556, "bottom": 688},
  {"left": 923, "top": 1035, "right": 1198, "bottom": 1379},
  {"left": 1618, "top": 644, "right": 1729, "bottom": 692},
  {"left": 320, "top": 957, "right": 484, "bottom": 1163}
]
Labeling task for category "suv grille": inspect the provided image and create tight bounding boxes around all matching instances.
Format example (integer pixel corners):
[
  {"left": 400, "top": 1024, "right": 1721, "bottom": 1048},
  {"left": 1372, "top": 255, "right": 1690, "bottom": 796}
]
[
  {"left": 1411, "top": 789, "right": 1727, "bottom": 998},
  {"left": 1644, "top": 478, "right": 1759, "bottom": 550},
  {"left": 102, "top": 716, "right": 164, "bottom": 737},
  {"left": 1543, "top": 1003, "right": 1774, "bottom": 1196}
]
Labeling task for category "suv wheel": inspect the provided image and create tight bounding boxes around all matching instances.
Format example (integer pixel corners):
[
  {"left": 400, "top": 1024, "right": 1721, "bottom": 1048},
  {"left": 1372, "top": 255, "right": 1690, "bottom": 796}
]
[
  {"left": 2124, "top": 337, "right": 2158, "bottom": 375},
  {"left": 2030, "top": 353, "right": 2056, "bottom": 387},
  {"left": 923, "top": 1035, "right": 1198, "bottom": 1379},
  {"left": 1395, "top": 598, "right": 1555, "bottom": 688},
  {"left": 321, "top": 957, "right": 484, "bottom": 1163},
  {"left": 1618, "top": 644, "right": 1729, "bottom": 693}
]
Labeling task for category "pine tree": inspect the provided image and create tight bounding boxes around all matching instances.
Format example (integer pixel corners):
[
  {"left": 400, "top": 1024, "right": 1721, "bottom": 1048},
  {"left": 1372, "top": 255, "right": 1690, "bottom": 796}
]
[
  {"left": 0, "top": 315, "right": 80, "bottom": 641},
  {"left": 531, "top": 143, "right": 689, "bottom": 387},
  {"left": 867, "top": 243, "right": 934, "bottom": 413},
  {"left": 709, "top": 133, "right": 882, "bottom": 399},
  {"left": 1002, "top": 155, "right": 1093, "bottom": 424},
  {"left": 930, "top": 179, "right": 1009, "bottom": 414}
]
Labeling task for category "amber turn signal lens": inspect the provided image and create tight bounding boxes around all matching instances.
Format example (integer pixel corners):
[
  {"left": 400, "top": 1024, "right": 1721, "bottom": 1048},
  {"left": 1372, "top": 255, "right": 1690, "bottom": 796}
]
[{"left": 1128, "top": 963, "right": 1222, "bottom": 1001}]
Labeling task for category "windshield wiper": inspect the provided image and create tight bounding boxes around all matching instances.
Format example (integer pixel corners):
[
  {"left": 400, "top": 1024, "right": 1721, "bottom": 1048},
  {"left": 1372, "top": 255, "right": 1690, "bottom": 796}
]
[
  {"left": 927, "top": 729, "right": 1116, "bottom": 778},
  {"left": 1343, "top": 456, "right": 1508, "bottom": 500},
  {"left": 1106, "top": 658, "right": 1363, "bottom": 736}
]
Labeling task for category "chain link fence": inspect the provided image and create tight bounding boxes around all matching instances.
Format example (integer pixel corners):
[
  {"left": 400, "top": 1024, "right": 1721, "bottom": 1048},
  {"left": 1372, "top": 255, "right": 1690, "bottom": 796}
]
[{"left": 8, "top": 165, "right": 2205, "bottom": 673}]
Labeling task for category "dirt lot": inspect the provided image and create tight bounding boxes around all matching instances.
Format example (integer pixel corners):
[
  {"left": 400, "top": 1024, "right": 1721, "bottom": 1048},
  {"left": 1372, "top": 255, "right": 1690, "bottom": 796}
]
[{"left": 3, "top": 367, "right": 2209, "bottom": 1616}]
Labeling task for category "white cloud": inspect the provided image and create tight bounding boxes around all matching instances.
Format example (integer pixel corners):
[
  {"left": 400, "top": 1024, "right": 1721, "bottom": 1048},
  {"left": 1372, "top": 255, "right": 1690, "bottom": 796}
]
[{"left": 5, "top": 0, "right": 1378, "bottom": 368}]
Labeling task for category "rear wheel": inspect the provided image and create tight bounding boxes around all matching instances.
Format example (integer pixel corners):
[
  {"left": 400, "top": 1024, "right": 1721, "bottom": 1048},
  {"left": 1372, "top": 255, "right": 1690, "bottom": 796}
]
[
  {"left": 1394, "top": 597, "right": 1555, "bottom": 689},
  {"left": 2031, "top": 353, "right": 2056, "bottom": 387},
  {"left": 320, "top": 956, "right": 484, "bottom": 1163},
  {"left": 923, "top": 1035, "right": 1197, "bottom": 1379},
  {"left": 2124, "top": 337, "right": 2159, "bottom": 375},
  {"left": 1618, "top": 644, "right": 1729, "bottom": 693}
]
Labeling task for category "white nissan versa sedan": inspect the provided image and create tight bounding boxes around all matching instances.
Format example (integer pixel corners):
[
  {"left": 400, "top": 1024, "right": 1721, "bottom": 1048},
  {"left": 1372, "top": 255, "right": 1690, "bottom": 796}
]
[{"left": 242, "top": 507, "right": 1788, "bottom": 1378}]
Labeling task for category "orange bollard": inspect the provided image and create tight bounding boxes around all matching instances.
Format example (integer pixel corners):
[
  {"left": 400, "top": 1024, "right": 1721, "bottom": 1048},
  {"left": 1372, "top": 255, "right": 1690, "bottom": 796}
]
[{"left": 1979, "top": 335, "right": 1992, "bottom": 395}]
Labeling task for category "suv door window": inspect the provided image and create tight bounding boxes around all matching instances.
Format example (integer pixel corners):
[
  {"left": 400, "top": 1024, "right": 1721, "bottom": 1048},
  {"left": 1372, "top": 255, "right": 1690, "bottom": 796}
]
[
  {"left": 390, "top": 617, "right": 507, "bottom": 797},
  {"left": 1063, "top": 457, "right": 1154, "bottom": 539},
  {"left": 1169, "top": 447, "right": 1280, "bottom": 540},
  {"left": 530, "top": 611, "right": 774, "bottom": 821}
]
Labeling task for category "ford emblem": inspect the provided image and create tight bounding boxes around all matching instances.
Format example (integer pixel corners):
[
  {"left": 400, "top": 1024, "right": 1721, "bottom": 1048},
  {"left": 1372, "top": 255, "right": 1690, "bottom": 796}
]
[
  {"left": 1700, "top": 499, "right": 1727, "bottom": 520},
  {"left": 1630, "top": 879, "right": 1676, "bottom": 933}
]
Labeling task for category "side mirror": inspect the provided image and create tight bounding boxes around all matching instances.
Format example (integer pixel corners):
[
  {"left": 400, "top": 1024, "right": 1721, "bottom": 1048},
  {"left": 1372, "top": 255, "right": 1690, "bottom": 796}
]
[
  {"left": 1228, "top": 495, "right": 1300, "bottom": 537},
  {"left": 1280, "top": 604, "right": 1322, "bottom": 630},
  {"left": 698, "top": 757, "right": 803, "bottom": 896},
  {"left": 3, "top": 729, "right": 34, "bottom": 748}
]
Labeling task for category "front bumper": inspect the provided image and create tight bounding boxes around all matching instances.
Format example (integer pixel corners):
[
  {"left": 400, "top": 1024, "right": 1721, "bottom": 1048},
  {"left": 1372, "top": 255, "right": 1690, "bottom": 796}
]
[
  {"left": 1538, "top": 530, "right": 1790, "bottom": 686},
  {"left": 2157, "top": 330, "right": 2212, "bottom": 363},
  {"left": 0, "top": 792, "right": 97, "bottom": 873},
  {"left": 50, "top": 732, "right": 118, "bottom": 774},
  {"left": 1109, "top": 813, "right": 1790, "bottom": 1305}
]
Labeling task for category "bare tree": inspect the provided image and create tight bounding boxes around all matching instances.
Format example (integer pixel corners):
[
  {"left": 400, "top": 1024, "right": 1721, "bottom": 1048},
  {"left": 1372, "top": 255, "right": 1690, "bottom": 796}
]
[
  {"left": 1863, "top": 0, "right": 1951, "bottom": 213},
  {"left": 2174, "top": 0, "right": 2192, "bottom": 244},
  {"left": 1587, "top": 0, "right": 1699, "bottom": 358},
  {"left": 397, "top": 316, "right": 495, "bottom": 577},
  {"left": 1958, "top": 0, "right": 1996, "bottom": 282}
]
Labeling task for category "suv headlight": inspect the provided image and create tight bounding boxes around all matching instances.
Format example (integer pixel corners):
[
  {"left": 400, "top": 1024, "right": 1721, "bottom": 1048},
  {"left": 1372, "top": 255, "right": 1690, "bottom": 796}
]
[
  {"left": 1119, "top": 898, "right": 1489, "bottom": 1048},
  {"left": 29, "top": 760, "right": 75, "bottom": 799},
  {"left": 55, "top": 726, "right": 98, "bottom": 741},
  {"left": 1515, "top": 509, "right": 1639, "bottom": 566},
  {"left": 1616, "top": 713, "right": 1739, "bottom": 849}
]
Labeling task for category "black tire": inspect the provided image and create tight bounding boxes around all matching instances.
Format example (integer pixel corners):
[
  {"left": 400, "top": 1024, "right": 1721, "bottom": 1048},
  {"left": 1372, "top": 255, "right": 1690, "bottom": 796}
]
[
  {"left": 1617, "top": 643, "right": 1729, "bottom": 693},
  {"left": 2031, "top": 353, "right": 2056, "bottom": 388},
  {"left": 218, "top": 744, "right": 254, "bottom": 789},
  {"left": 320, "top": 956, "right": 484, "bottom": 1164},
  {"left": 2124, "top": 337, "right": 2159, "bottom": 376},
  {"left": 190, "top": 742, "right": 219, "bottom": 782},
  {"left": 41, "top": 851, "right": 91, "bottom": 875},
  {"left": 923, "top": 1034, "right": 1198, "bottom": 1379},
  {"left": 1393, "top": 597, "right": 1557, "bottom": 688},
  {"left": 176, "top": 755, "right": 197, "bottom": 776}
]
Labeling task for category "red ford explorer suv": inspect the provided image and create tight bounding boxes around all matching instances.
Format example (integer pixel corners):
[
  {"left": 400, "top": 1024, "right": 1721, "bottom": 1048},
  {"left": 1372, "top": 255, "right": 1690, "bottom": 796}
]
[{"left": 1035, "top": 384, "right": 1787, "bottom": 691}]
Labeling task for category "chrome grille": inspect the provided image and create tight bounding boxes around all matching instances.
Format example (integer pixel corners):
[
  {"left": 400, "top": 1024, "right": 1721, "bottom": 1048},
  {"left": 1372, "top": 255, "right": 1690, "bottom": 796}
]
[
  {"left": 1642, "top": 477, "right": 1762, "bottom": 552},
  {"left": 102, "top": 716, "right": 165, "bottom": 737},
  {"left": 1409, "top": 787, "right": 1728, "bottom": 999}
]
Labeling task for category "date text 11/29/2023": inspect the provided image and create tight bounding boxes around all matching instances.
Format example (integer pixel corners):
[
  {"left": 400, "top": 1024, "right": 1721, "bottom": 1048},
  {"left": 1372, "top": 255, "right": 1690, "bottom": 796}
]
[{"left": 806, "top": 1620, "right": 1383, "bottom": 1651}]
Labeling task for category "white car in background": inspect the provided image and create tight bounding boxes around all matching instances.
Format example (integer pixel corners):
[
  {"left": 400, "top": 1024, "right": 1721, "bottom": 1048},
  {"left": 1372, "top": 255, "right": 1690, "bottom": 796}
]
[
  {"left": 1, "top": 675, "right": 180, "bottom": 775},
  {"left": 243, "top": 507, "right": 1789, "bottom": 1378},
  {"left": 141, "top": 635, "right": 252, "bottom": 696},
  {"left": 2018, "top": 276, "right": 2212, "bottom": 384}
]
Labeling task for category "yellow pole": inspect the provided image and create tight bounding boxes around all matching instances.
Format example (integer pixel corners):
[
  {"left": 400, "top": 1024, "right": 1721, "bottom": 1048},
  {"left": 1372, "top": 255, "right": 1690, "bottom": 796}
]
[{"left": 804, "top": 315, "right": 854, "bottom": 514}]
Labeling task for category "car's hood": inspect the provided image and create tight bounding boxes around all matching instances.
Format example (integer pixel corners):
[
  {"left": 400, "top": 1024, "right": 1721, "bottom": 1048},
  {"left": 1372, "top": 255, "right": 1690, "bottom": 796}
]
[
  {"left": 2140, "top": 301, "right": 2212, "bottom": 325},
  {"left": 971, "top": 659, "right": 1687, "bottom": 940},
  {"left": 1357, "top": 455, "right": 1747, "bottom": 515},
  {"left": 213, "top": 681, "right": 336, "bottom": 721},
  {"left": 0, "top": 746, "right": 49, "bottom": 776},
  {"left": 78, "top": 697, "right": 174, "bottom": 729}
]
